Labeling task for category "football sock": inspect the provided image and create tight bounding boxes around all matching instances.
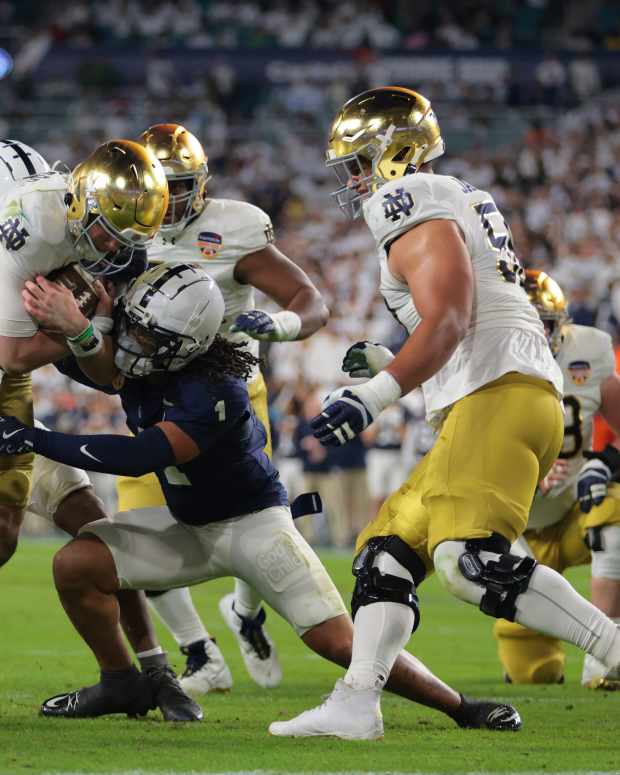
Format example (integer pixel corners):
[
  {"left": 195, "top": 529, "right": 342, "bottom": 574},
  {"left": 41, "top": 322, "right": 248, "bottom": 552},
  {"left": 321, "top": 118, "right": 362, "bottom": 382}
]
[
  {"left": 344, "top": 603, "right": 414, "bottom": 691},
  {"left": 512, "top": 565, "right": 620, "bottom": 666},
  {"left": 147, "top": 587, "right": 209, "bottom": 647},
  {"left": 233, "top": 578, "right": 262, "bottom": 619},
  {"left": 136, "top": 648, "right": 167, "bottom": 671}
]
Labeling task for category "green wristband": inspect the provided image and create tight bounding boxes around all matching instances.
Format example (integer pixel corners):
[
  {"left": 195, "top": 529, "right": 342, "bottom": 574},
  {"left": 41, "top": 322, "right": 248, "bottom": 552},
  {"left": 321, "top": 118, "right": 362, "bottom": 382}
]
[{"left": 67, "top": 322, "right": 94, "bottom": 344}]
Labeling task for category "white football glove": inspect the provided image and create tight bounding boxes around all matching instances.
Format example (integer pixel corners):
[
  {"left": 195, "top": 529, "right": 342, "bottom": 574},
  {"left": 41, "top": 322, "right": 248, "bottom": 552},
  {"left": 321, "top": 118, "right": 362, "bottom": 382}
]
[
  {"left": 342, "top": 340, "right": 395, "bottom": 379},
  {"left": 311, "top": 372, "right": 402, "bottom": 446}
]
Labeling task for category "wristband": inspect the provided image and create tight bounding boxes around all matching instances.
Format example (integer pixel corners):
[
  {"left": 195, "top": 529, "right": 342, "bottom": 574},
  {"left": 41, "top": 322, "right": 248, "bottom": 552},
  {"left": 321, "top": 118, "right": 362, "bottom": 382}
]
[
  {"left": 93, "top": 315, "right": 114, "bottom": 335},
  {"left": 354, "top": 370, "right": 403, "bottom": 417},
  {"left": 270, "top": 310, "right": 302, "bottom": 341},
  {"left": 66, "top": 322, "right": 103, "bottom": 359}
]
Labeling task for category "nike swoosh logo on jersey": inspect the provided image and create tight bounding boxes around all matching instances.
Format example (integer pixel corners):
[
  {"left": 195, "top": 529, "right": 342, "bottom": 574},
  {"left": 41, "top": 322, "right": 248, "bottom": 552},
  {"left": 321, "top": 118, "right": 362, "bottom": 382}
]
[
  {"left": 80, "top": 445, "right": 102, "bottom": 463},
  {"left": 2, "top": 429, "right": 22, "bottom": 439}
]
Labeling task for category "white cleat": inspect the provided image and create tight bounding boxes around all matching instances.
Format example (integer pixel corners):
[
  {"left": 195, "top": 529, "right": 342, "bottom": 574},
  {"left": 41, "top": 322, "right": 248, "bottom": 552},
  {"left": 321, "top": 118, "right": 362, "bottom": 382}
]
[
  {"left": 268, "top": 679, "right": 384, "bottom": 740},
  {"left": 179, "top": 638, "right": 233, "bottom": 696},
  {"left": 218, "top": 593, "right": 282, "bottom": 688},
  {"left": 582, "top": 654, "right": 620, "bottom": 690}
]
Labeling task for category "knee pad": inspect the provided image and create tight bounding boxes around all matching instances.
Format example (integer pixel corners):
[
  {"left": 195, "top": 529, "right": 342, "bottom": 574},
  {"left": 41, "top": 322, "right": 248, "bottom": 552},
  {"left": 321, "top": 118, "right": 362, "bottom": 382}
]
[
  {"left": 588, "top": 525, "right": 620, "bottom": 580},
  {"left": 434, "top": 534, "right": 537, "bottom": 621},
  {"left": 351, "top": 535, "right": 426, "bottom": 632}
]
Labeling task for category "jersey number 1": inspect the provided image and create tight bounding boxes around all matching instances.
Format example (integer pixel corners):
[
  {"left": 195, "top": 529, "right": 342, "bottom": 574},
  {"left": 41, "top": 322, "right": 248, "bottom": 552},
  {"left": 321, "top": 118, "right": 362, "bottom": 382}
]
[{"left": 474, "top": 201, "right": 524, "bottom": 286}]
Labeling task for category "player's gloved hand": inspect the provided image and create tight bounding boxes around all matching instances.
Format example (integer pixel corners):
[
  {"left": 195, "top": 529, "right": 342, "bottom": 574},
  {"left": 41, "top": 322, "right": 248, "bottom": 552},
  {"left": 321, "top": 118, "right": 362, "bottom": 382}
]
[
  {"left": 342, "top": 340, "right": 395, "bottom": 379},
  {"left": 230, "top": 310, "right": 301, "bottom": 342},
  {"left": 0, "top": 416, "right": 34, "bottom": 454},
  {"left": 577, "top": 445, "right": 620, "bottom": 513},
  {"left": 311, "top": 371, "right": 402, "bottom": 447}
]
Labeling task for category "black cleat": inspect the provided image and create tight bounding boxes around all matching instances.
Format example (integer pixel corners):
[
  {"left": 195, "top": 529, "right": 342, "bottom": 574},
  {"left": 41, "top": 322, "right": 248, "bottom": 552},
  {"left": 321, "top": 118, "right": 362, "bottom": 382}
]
[
  {"left": 41, "top": 667, "right": 155, "bottom": 718},
  {"left": 145, "top": 664, "right": 203, "bottom": 722},
  {"left": 452, "top": 693, "right": 522, "bottom": 731}
]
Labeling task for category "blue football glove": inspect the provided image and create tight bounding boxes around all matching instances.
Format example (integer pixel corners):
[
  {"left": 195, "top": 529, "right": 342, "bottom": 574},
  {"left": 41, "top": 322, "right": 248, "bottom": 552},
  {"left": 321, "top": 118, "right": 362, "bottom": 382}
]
[
  {"left": 0, "top": 416, "right": 34, "bottom": 454},
  {"left": 310, "top": 387, "right": 376, "bottom": 447},
  {"left": 342, "top": 340, "right": 395, "bottom": 379},
  {"left": 230, "top": 310, "right": 301, "bottom": 342},
  {"left": 577, "top": 445, "right": 620, "bottom": 513}
]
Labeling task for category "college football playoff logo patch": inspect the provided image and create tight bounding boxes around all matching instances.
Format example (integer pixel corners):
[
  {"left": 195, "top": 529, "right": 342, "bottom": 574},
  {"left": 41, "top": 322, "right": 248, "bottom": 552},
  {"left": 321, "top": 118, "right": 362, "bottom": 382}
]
[
  {"left": 196, "top": 231, "right": 223, "bottom": 257},
  {"left": 568, "top": 360, "right": 591, "bottom": 385}
]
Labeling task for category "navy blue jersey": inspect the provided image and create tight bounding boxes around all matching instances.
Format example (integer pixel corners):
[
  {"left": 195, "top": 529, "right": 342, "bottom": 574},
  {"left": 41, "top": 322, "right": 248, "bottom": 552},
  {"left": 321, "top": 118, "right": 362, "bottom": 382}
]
[{"left": 55, "top": 358, "right": 288, "bottom": 525}]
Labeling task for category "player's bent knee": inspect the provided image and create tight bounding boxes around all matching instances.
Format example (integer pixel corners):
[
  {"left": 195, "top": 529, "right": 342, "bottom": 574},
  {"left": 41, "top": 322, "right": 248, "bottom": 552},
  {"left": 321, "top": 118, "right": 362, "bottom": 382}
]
[
  {"left": 495, "top": 622, "right": 565, "bottom": 684},
  {"left": 434, "top": 535, "right": 537, "bottom": 620},
  {"left": 351, "top": 536, "right": 425, "bottom": 632},
  {"left": 53, "top": 535, "right": 116, "bottom": 592},
  {"left": 588, "top": 525, "right": 620, "bottom": 580}
]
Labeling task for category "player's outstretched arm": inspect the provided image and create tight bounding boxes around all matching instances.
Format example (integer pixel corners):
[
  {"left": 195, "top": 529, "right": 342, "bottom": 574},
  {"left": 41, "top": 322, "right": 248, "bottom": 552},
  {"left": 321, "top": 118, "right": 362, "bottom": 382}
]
[
  {"left": 231, "top": 244, "right": 329, "bottom": 341},
  {"left": 0, "top": 418, "right": 198, "bottom": 477}
]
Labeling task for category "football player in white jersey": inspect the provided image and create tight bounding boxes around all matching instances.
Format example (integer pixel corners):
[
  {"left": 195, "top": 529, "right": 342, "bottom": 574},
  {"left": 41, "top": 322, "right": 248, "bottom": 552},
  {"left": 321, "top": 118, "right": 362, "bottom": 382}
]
[
  {"left": 0, "top": 141, "right": 203, "bottom": 721},
  {"left": 270, "top": 87, "right": 620, "bottom": 740},
  {"left": 494, "top": 270, "right": 620, "bottom": 689},
  {"left": 112, "top": 124, "right": 330, "bottom": 695},
  {"left": 0, "top": 138, "right": 167, "bottom": 569}
]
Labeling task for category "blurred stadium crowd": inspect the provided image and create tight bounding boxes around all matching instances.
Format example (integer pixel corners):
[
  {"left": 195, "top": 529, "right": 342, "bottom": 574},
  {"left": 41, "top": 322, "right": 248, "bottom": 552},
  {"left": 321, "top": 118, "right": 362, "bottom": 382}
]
[
  {"left": 6, "top": 0, "right": 620, "bottom": 541},
  {"left": 4, "top": 0, "right": 620, "bottom": 51}
]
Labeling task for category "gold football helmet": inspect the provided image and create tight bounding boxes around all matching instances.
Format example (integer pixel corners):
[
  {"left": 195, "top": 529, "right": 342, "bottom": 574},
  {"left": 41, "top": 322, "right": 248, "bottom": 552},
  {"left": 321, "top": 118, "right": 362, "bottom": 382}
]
[
  {"left": 66, "top": 140, "right": 169, "bottom": 275},
  {"left": 138, "top": 124, "right": 208, "bottom": 234},
  {"left": 525, "top": 269, "right": 569, "bottom": 355},
  {"left": 326, "top": 86, "right": 444, "bottom": 218}
]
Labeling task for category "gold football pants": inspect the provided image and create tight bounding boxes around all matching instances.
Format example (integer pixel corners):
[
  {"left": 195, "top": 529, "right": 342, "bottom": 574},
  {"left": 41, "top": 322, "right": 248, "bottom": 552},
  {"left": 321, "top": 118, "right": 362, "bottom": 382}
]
[
  {"left": 0, "top": 372, "right": 34, "bottom": 508},
  {"left": 494, "top": 484, "right": 620, "bottom": 683},
  {"left": 117, "top": 372, "right": 272, "bottom": 512},
  {"left": 356, "top": 373, "right": 564, "bottom": 572}
]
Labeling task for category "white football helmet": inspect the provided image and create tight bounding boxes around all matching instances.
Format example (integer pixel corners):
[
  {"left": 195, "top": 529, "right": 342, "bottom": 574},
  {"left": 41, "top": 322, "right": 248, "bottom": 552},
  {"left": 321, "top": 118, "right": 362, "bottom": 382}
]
[
  {"left": 114, "top": 262, "right": 225, "bottom": 378},
  {"left": 0, "top": 139, "right": 50, "bottom": 191}
]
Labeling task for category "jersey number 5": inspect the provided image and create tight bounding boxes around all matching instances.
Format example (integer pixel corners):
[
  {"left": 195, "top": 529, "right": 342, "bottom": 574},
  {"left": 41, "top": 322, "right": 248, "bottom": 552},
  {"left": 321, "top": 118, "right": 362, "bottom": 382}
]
[{"left": 473, "top": 201, "right": 524, "bottom": 286}]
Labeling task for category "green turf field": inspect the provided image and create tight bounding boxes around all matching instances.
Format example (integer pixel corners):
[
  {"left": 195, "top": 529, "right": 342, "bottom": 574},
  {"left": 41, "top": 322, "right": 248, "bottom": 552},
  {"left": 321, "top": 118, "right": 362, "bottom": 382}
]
[{"left": 0, "top": 540, "right": 618, "bottom": 775}]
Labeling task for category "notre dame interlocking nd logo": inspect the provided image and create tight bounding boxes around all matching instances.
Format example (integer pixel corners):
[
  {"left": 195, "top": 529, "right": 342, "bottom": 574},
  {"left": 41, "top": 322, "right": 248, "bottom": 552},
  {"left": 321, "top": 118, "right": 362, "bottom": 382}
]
[
  {"left": 382, "top": 188, "right": 414, "bottom": 222},
  {"left": 0, "top": 217, "right": 29, "bottom": 250}
]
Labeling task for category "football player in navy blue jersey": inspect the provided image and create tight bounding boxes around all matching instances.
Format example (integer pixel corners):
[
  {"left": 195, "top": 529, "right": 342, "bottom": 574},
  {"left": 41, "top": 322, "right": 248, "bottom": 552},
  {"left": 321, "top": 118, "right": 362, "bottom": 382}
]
[{"left": 0, "top": 262, "right": 522, "bottom": 732}]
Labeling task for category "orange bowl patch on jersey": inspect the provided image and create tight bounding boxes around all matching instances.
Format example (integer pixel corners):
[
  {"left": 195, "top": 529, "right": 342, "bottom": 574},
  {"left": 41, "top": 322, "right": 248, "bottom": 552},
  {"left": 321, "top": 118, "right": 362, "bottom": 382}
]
[
  {"left": 196, "top": 231, "right": 222, "bottom": 258},
  {"left": 568, "top": 360, "right": 592, "bottom": 385}
]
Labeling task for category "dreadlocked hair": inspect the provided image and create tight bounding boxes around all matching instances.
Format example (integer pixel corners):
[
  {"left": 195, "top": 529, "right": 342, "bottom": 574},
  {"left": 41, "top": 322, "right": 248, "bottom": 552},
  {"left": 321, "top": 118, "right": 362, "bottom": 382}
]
[{"left": 188, "top": 334, "right": 261, "bottom": 382}]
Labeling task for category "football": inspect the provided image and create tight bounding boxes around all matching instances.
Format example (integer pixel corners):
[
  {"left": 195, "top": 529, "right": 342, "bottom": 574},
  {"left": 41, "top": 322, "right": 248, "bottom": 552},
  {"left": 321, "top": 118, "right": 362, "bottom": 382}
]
[{"left": 46, "top": 263, "right": 99, "bottom": 319}]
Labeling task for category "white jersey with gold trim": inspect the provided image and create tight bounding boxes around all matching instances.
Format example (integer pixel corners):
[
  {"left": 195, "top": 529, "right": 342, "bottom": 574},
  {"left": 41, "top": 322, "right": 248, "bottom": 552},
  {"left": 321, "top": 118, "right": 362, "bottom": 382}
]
[
  {"left": 362, "top": 173, "right": 563, "bottom": 422},
  {"left": 148, "top": 198, "right": 274, "bottom": 380},
  {"left": 0, "top": 172, "right": 74, "bottom": 338},
  {"left": 528, "top": 324, "right": 616, "bottom": 530}
]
